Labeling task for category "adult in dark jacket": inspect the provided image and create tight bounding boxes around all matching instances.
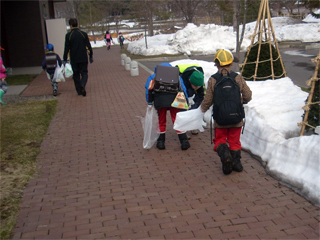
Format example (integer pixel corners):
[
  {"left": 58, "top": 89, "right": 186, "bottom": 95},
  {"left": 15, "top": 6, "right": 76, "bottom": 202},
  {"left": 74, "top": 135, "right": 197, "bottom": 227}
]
[
  {"left": 63, "top": 18, "right": 93, "bottom": 96},
  {"left": 145, "top": 63, "right": 190, "bottom": 150}
]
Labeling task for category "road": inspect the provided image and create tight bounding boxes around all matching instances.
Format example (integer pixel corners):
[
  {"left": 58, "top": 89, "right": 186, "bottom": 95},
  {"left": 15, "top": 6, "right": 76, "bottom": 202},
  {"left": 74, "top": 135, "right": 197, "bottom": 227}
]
[{"left": 137, "top": 47, "right": 319, "bottom": 88}]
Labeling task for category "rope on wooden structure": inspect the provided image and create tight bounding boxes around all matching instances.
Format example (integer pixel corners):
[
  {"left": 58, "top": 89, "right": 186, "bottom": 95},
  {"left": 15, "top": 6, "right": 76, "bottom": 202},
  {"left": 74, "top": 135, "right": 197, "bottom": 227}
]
[
  {"left": 298, "top": 49, "right": 320, "bottom": 136},
  {"left": 240, "top": 0, "right": 286, "bottom": 81}
]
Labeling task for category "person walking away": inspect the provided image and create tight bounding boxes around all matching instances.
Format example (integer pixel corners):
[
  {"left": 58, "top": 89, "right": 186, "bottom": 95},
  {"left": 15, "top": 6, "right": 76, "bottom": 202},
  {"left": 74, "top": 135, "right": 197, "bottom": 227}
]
[
  {"left": 42, "top": 43, "right": 62, "bottom": 96},
  {"left": 63, "top": 18, "right": 93, "bottom": 97},
  {"left": 118, "top": 32, "right": 125, "bottom": 49},
  {"left": 200, "top": 49, "right": 252, "bottom": 175},
  {"left": 0, "top": 46, "right": 8, "bottom": 104},
  {"left": 145, "top": 63, "right": 190, "bottom": 150},
  {"left": 105, "top": 31, "right": 113, "bottom": 50},
  {"left": 177, "top": 64, "right": 205, "bottom": 135}
]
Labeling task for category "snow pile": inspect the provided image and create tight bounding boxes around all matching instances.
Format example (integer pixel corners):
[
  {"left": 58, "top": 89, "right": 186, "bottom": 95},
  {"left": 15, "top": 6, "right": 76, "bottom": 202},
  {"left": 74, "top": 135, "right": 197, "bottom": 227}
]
[
  {"left": 127, "top": 34, "right": 180, "bottom": 56},
  {"left": 303, "top": 9, "right": 320, "bottom": 23},
  {"left": 126, "top": 17, "right": 320, "bottom": 56}
]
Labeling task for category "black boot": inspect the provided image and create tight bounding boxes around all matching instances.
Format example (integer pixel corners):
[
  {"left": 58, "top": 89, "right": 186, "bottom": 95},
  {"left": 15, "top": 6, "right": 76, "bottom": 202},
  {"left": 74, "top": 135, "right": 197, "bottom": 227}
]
[
  {"left": 230, "top": 150, "right": 243, "bottom": 172},
  {"left": 178, "top": 133, "right": 190, "bottom": 150},
  {"left": 156, "top": 133, "right": 165, "bottom": 150},
  {"left": 216, "top": 143, "right": 233, "bottom": 175}
]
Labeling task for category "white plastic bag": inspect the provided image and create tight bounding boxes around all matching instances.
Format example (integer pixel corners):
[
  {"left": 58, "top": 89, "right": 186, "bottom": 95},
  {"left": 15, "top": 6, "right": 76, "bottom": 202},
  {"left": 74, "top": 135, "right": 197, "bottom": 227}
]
[
  {"left": 173, "top": 106, "right": 205, "bottom": 132},
  {"left": 53, "top": 63, "right": 65, "bottom": 82},
  {"left": 140, "top": 105, "right": 160, "bottom": 149},
  {"left": 65, "top": 63, "right": 73, "bottom": 78}
]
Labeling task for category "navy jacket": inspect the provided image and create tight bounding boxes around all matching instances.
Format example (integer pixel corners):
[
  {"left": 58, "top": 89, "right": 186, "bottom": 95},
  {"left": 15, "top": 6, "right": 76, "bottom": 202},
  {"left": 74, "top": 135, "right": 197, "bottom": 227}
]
[
  {"left": 42, "top": 52, "right": 62, "bottom": 75},
  {"left": 180, "top": 66, "right": 205, "bottom": 109}
]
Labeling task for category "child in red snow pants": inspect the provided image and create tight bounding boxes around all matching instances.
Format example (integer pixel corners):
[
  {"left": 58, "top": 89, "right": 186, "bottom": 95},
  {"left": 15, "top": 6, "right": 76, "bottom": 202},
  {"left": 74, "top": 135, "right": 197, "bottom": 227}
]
[
  {"left": 157, "top": 107, "right": 183, "bottom": 134},
  {"left": 213, "top": 127, "right": 242, "bottom": 151}
]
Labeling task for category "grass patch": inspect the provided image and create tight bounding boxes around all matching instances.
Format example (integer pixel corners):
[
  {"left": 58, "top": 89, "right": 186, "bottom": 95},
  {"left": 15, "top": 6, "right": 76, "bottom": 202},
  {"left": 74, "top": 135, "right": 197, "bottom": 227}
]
[
  {"left": 0, "top": 99, "right": 58, "bottom": 240},
  {"left": 5, "top": 75, "right": 38, "bottom": 86},
  {"left": 300, "top": 86, "right": 310, "bottom": 92},
  {"left": 120, "top": 48, "right": 183, "bottom": 60}
]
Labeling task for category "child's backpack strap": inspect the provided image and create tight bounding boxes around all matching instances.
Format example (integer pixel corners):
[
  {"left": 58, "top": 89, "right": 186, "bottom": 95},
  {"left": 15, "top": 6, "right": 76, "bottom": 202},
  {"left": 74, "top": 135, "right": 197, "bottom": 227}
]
[{"left": 212, "top": 70, "right": 238, "bottom": 83}]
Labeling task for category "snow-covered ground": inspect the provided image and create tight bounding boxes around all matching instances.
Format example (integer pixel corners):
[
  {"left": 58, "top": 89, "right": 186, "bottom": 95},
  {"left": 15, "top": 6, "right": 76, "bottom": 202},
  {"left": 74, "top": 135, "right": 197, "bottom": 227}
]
[
  {"left": 91, "top": 14, "right": 320, "bottom": 206},
  {"left": 123, "top": 16, "right": 320, "bottom": 56}
]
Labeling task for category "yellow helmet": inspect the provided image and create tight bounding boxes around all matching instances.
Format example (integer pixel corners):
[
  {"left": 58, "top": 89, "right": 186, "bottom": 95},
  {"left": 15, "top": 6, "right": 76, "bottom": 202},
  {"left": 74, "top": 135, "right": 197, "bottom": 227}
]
[{"left": 214, "top": 49, "right": 234, "bottom": 66}]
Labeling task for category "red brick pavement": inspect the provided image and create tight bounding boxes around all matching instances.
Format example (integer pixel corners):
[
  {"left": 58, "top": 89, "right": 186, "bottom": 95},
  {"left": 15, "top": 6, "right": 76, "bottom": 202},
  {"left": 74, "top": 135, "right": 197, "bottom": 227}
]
[{"left": 13, "top": 47, "right": 319, "bottom": 239}]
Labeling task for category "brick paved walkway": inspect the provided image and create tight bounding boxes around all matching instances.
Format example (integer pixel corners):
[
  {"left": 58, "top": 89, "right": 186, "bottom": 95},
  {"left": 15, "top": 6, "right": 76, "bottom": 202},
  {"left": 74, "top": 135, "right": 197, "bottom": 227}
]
[{"left": 13, "top": 47, "right": 319, "bottom": 239}]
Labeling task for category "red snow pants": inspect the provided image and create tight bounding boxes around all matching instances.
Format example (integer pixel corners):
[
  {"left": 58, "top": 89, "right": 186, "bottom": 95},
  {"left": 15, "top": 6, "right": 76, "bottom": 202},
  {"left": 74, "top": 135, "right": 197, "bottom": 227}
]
[
  {"left": 157, "top": 107, "right": 183, "bottom": 134},
  {"left": 213, "top": 127, "right": 242, "bottom": 151}
]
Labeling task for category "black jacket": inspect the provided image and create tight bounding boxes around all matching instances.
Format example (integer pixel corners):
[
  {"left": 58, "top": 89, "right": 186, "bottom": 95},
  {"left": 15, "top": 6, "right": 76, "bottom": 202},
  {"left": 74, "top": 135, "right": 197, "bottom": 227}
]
[
  {"left": 181, "top": 66, "right": 205, "bottom": 109},
  {"left": 63, "top": 28, "right": 93, "bottom": 63}
]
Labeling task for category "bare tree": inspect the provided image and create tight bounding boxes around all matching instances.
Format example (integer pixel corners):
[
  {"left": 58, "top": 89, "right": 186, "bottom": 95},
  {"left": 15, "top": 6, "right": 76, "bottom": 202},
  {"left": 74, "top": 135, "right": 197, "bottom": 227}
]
[
  {"left": 215, "top": 0, "right": 233, "bottom": 25},
  {"left": 233, "top": 0, "right": 248, "bottom": 71},
  {"left": 174, "top": 0, "right": 202, "bottom": 23},
  {"left": 200, "top": 0, "right": 222, "bottom": 24}
]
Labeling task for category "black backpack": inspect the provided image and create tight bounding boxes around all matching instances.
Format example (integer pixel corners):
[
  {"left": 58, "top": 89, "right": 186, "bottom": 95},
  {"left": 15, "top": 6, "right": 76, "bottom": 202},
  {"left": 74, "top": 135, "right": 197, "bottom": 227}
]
[
  {"left": 212, "top": 70, "right": 245, "bottom": 126},
  {"left": 45, "top": 53, "right": 57, "bottom": 70},
  {"left": 153, "top": 65, "right": 180, "bottom": 94}
]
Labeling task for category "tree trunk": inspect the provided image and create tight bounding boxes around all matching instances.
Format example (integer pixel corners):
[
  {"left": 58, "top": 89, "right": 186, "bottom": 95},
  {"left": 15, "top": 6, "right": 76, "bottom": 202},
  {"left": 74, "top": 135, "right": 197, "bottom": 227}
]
[
  {"left": 89, "top": 6, "right": 96, "bottom": 44},
  {"left": 234, "top": 0, "right": 248, "bottom": 72}
]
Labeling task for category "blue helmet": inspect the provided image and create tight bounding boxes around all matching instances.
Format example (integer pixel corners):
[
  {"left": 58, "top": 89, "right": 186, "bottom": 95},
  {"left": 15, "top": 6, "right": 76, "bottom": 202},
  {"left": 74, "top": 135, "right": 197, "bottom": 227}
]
[{"left": 45, "top": 43, "right": 54, "bottom": 51}]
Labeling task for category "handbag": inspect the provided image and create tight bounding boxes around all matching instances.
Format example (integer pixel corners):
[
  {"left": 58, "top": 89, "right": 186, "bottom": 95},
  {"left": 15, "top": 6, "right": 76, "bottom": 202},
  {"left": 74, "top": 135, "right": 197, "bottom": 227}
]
[
  {"left": 140, "top": 105, "right": 160, "bottom": 149},
  {"left": 53, "top": 63, "right": 65, "bottom": 82},
  {"left": 171, "top": 91, "right": 189, "bottom": 110},
  {"left": 173, "top": 106, "right": 205, "bottom": 132},
  {"left": 64, "top": 63, "right": 73, "bottom": 78}
]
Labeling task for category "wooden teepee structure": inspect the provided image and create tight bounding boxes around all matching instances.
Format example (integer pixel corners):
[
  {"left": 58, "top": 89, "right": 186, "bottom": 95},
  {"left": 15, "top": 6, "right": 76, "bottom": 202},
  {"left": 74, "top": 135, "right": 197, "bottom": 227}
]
[
  {"left": 299, "top": 49, "right": 320, "bottom": 136},
  {"left": 240, "top": 0, "right": 286, "bottom": 81}
]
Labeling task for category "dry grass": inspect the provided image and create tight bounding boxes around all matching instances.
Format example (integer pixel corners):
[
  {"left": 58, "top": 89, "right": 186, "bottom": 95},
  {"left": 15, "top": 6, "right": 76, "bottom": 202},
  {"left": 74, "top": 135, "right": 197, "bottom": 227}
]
[{"left": 0, "top": 99, "right": 58, "bottom": 240}]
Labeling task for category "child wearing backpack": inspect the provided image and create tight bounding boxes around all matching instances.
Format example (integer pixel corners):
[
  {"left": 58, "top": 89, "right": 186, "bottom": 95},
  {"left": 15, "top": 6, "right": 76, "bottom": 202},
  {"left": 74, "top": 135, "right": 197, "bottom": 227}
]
[
  {"left": 145, "top": 63, "right": 191, "bottom": 150},
  {"left": 0, "top": 46, "right": 8, "bottom": 105},
  {"left": 118, "top": 32, "right": 125, "bottom": 49},
  {"left": 104, "top": 31, "right": 113, "bottom": 50},
  {"left": 42, "top": 43, "right": 62, "bottom": 96},
  {"left": 200, "top": 49, "right": 252, "bottom": 175}
]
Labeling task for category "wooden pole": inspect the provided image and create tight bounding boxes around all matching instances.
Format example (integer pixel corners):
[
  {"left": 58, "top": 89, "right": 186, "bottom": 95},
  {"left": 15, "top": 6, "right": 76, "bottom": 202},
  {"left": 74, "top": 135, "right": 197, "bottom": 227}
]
[
  {"left": 253, "top": 0, "right": 267, "bottom": 81},
  {"left": 299, "top": 50, "right": 320, "bottom": 136},
  {"left": 266, "top": 2, "right": 274, "bottom": 79},
  {"left": 241, "top": 0, "right": 287, "bottom": 80},
  {"left": 266, "top": 0, "right": 286, "bottom": 78},
  {"left": 240, "top": 0, "right": 264, "bottom": 76}
]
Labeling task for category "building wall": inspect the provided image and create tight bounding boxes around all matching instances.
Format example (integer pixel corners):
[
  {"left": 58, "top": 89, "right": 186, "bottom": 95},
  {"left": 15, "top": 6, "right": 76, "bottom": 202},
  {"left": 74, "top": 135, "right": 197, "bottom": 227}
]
[{"left": 1, "top": 0, "right": 51, "bottom": 68}]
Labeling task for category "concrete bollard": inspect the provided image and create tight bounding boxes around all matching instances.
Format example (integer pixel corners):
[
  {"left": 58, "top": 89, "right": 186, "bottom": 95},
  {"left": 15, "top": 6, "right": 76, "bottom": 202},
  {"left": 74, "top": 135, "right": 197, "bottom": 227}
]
[
  {"left": 130, "top": 61, "right": 139, "bottom": 76},
  {"left": 120, "top": 53, "right": 126, "bottom": 66},
  {"left": 125, "top": 57, "right": 131, "bottom": 71}
]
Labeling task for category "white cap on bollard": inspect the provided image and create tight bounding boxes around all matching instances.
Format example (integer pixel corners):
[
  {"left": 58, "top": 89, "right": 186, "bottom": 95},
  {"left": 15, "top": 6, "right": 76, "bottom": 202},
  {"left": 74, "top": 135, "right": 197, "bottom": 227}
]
[
  {"left": 130, "top": 61, "right": 139, "bottom": 76},
  {"left": 125, "top": 57, "right": 131, "bottom": 71},
  {"left": 121, "top": 53, "right": 127, "bottom": 66}
]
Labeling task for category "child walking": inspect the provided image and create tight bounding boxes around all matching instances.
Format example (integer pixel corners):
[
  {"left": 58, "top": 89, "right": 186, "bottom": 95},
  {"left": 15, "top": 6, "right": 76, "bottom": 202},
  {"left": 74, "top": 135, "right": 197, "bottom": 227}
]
[
  {"left": 200, "top": 49, "right": 252, "bottom": 175},
  {"left": 118, "top": 32, "right": 125, "bottom": 49},
  {"left": 104, "top": 31, "right": 113, "bottom": 50},
  {"left": 0, "top": 46, "right": 8, "bottom": 105},
  {"left": 42, "top": 43, "right": 62, "bottom": 96}
]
